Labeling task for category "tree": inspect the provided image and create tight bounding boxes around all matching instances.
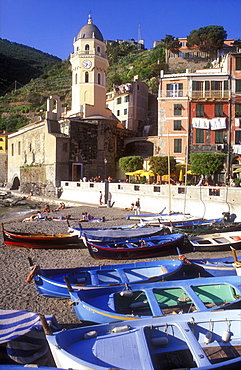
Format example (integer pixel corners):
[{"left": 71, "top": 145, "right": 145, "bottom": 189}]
[
  {"left": 148, "top": 156, "right": 176, "bottom": 176},
  {"left": 190, "top": 153, "right": 226, "bottom": 179},
  {"left": 187, "top": 25, "right": 227, "bottom": 59},
  {"left": 119, "top": 156, "right": 143, "bottom": 173},
  {"left": 0, "top": 113, "right": 29, "bottom": 132},
  {"left": 160, "top": 35, "right": 181, "bottom": 64}
]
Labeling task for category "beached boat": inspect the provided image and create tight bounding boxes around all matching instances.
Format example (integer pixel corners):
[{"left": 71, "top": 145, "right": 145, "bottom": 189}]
[
  {"left": 180, "top": 254, "right": 241, "bottom": 277},
  {"left": 68, "top": 222, "right": 165, "bottom": 244},
  {"left": 85, "top": 233, "right": 184, "bottom": 260},
  {"left": 139, "top": 215, "right": 222, "bottom": 227},
  {"left": 25, "top": 258, "right": 185, "bottom": 298},
  {"left": 126, "top": 211, "right": 204, "bottom": 224},
  {"left": 66, "top": 275, "right": 241, "bottom": 324},
  {"left": 187, "top": 230, "right": 241, "bottom": 252},
  {"left": 1, "top": 223, "right": 80, "bottom": 249},
  {"left": 172, "top": 220, "right": 241, "bottom": 235},
  {"left": 0, "top": 309, "right": 59, "bottom": 367},
  {"left": 45, "top": 309, "right": 241, "bottom": 370}
]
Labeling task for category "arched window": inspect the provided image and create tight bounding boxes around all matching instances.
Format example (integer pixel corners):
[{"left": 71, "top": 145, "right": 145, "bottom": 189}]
[
  {"left": 85, "top": 72, "right": 89, "bottom": 83},
  {"left": 75, "top": 73, "right": 78, "bottom": 84},
  {"left": 85, "top": 44, "right": 90, "bottom": 53},
  {"left": 98, "top": 73, "right": 101, "bottom": 85},
  {"left": 97, "top": 46, "right": 101, "bottom": 53}
]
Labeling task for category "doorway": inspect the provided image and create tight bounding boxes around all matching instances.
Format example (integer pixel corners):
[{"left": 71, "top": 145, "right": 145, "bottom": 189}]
[{"left": 72, "top": 163, "right": 83, "bottom": 181}]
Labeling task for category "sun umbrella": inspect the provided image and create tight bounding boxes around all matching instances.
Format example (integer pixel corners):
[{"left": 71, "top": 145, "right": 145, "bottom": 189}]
[
  {"left": 140, "top": 171, "right": 155, "bottom": 177},
  {"left": 233, "top": 168, "right": 241, "bottom": 173},
  {"left": 132, "top": 169, "right": 146, "bottom": 175},
  {"left": 125, "top": 172, "right": 136, "bottom": 176},
  {"left": 179, "top": 169, "right": 184, "bottom": 182}
]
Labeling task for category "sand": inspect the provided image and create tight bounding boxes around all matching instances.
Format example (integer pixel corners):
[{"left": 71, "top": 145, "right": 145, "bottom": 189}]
[{"left": 0, "top": 199, "right": 236, "bottom": 327}]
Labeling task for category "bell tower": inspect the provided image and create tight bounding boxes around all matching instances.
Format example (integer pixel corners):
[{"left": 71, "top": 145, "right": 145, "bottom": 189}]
[{"left": 69, "top": 15, "right": 111, "bottom": 118}]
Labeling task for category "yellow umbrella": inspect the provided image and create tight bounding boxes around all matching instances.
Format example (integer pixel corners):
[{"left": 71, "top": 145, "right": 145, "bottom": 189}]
[
  {"left": 125, "top": 171, "right": 136, "bottom": 176},
  {"left": 233, "top": 168, "right": 241, "bottom": 173},
  {"left": 140, "top": 171, "right": 155, "bottom": 177},
  {"left": 187, "top": 170, "right": 200, "bottom": 175},
  {"left": 179, "top": 169, "right": 184, "bottom": 182},
  {"left": 132, "top": 169, "right": 146, "bottom": 175}
]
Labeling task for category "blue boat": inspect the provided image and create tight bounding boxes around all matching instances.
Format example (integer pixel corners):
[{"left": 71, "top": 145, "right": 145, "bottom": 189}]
[
  {"left": 69, "top": 222, "right": 165, "bottom": 244},
  {"left": 67, "top": 275, "right": 241, "bottom": 324},
  {"left": 26, "top": 259, "right": 185, "bottom": 298},
  {"left": 46, "top": 309, "right": 241, "bottom": 370},
  {"left": 85, "top": 233, "right": 185, "bottom": 259}
]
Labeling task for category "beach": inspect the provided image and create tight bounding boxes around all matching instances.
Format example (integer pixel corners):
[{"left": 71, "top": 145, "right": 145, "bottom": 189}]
[{"left": 0, "top": 198, "right": 237, "bottom": 327}]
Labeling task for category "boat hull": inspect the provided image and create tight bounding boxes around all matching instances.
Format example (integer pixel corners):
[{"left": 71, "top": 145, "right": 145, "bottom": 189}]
[
  {"left": 188, "top": 231, "right": 241, "bottom": 252},
  {"left": 2, "top": 225, "right": 80, "bottom": 249},
  {"left": 46, "top": 310, "right": 241, "bottom": 370},
  {"left": 31, "top": 259, "right": 184, "bottom": 298},
  {"left": 86, "top": 233, "right": 185, "bottom": 260},
  {"left": 69, "top": 275, "right": 241, "bottom": 324}
]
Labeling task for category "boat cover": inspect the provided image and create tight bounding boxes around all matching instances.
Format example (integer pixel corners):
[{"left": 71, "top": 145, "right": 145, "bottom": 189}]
[{"left": 0, "top": 309, "right": 59, "bottom": 365}]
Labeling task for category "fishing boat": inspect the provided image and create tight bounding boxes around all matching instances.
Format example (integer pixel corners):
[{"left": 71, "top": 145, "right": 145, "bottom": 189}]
[
  {"left": 1, "top": 223, "right": 80, "bottom": 249},
  {"left": 139, "top": 215, "right": 222, "bottom": 227},
  {"left": 126, "top": 211, "right": 204, "bottom": 223},
  {"left": 85, "top": 233, "right": 184, "bottom": 259},
  {"left": 25, "top": 258, "right": 185, "bottom": 298},
  {"left": 66, "top": 275, "right": 241, "bottom": 324},
  {"left": 172, "top": 220, "right": 241, "bottom": 235},
  {"left": 187, "top": 231, "right": 241, "bottom": 252},
  {"left": 179, "top": 251, "right": 241, "bottom": 277},
  {"left": 45, "top": 309, "right": 241, "bottom": 370},
  {"left": 68, "top": 222, "right": 165, "bottom": 244},
  {"left": 0, "top": 309, "right": 59, "bottom": 367}
]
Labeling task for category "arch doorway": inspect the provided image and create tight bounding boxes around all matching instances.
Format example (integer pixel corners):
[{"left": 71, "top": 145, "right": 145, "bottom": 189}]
[{"left": 11, "top": 176, "right": 20, "bottom": 190}]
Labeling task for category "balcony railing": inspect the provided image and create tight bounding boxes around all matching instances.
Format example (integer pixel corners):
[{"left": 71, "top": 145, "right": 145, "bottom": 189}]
[
  {"left": 70, "top": 50, "right": 107, "bottom": 59},
  {"left": 159, "top": 90, "right": 230, "bottom": 99}
]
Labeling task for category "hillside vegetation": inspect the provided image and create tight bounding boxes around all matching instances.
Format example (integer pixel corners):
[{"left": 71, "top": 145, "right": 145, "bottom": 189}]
[{"left": 0, "top": 39, "right": 62, "bottom": 96}]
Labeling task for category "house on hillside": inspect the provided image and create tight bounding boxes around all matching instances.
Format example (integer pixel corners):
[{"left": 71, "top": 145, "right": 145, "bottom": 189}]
[{"left": 157, "top": 52, "right": 241, "bottom": 178}]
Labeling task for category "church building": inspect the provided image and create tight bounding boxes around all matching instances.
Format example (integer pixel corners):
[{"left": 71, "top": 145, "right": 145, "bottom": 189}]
[{"left": 7, "top": 15, "right": 133, "bottom": 195}]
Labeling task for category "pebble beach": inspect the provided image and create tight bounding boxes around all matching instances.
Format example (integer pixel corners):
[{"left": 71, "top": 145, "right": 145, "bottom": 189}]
[{"left": 0, "top": 196, "right": 237, "bottom": 327}]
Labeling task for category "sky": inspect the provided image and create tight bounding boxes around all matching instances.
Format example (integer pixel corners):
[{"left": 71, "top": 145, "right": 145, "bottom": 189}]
[{"left": 1, "top": 0, "right": 241, "bottom": 60}]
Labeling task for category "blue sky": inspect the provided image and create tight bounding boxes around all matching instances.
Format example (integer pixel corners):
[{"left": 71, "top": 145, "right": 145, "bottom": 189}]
[{"left": 1, "top": 0, "right": 241, "bottom": 60}]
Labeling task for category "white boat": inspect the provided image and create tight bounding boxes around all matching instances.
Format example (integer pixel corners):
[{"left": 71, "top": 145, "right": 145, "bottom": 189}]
[{"left": 45, "top": 309, "right": 241, "bottom": 370}]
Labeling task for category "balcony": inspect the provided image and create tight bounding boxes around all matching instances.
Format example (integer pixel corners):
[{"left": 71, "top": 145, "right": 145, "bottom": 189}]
[
  {"left": 70, "top": 50, "right": 107, "bottom": 59},
  {"left": 159, "top": 89, "right": 230, "bottom": 100},
  {"left": 191, "top": 90, "right": 230, "bottom": 100}
]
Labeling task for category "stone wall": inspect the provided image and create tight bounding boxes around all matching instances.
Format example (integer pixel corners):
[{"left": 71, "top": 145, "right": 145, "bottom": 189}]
[
  {"left": 19, "top": 165, "right": 57, "bottom": 197},
  {"left": 0, "top": 153, "right": 8, "bottom": 185}
]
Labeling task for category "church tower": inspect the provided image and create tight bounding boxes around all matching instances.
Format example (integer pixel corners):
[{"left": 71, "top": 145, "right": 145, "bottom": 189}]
[{"left": 69, "top": 15, "right": 111, "bottom": 118}]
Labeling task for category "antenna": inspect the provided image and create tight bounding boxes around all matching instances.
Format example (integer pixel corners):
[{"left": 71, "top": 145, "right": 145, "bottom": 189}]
[{"left": 138, "top": 23, "right": 141, "bottom": 43}]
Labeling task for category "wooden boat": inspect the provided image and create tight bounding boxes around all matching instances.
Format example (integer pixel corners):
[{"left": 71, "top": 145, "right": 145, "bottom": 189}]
[
  {"left": 139, "top": 215, "right": 221, "bottom": 227},
  {"left": 26, "top": 258, "right": 185, "bottom": 298},
  {"left": 85, "top": 233, "right": 185, "bottom": 259},
  {"left": 45, "top": 309, "right": 241, "bottom": 370},
  {"left": 1, "top": 223, "right": 80, "bottom": 249},
  {"left": 68, "top": 222, "right": 165, "bottom": 244},
  {"left": 66, "top": 275, "right": 241, "bottom": 324},
  {"left": 126, "top": 211, "right": 203, "bottom": 224},
  {"left": 187, "top": 231, "right": 241, "bottom": 252},
  {"left": 180, "top": 255, "right": 241, "bottom": 277},
  {"left": 172, "top": 221, "right": 241, "bottom": 235}
]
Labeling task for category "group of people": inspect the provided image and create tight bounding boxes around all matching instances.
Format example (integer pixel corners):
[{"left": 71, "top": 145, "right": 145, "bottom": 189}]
[
  {"left": 124, "top": 198, "right": 141, "bottom": 214},
  {"left": 78, "top": 212, "right": 94, "bottom": 222},
  {"left": 22, "top": 202, "right": 67, "bottom": 222}
]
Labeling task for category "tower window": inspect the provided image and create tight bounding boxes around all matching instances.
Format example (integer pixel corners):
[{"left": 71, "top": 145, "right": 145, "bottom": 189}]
[
  {"left": 85, "top": 72, "right": 89, "bottom": 83},
  {"left": 75, "top": 73, "right": 78, "bottom": 84},
  {"left": 97, "top": 46, "right": 101, "bottom": 53},
  {"left": 85, "top": 44, "right": 90, "bottom": 53},
  {"left": 98, "top": 73, "right": 101, "bottom": 85}
]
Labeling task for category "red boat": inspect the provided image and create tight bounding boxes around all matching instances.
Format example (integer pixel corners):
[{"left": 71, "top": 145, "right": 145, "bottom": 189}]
[{"left": 1, "top": 223, "right": 80, "bottom": 249}]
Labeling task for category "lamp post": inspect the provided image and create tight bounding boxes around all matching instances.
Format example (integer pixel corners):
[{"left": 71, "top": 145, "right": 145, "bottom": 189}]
[
  {"left": 104, "top": 158, "right": 107, "bottom": 181},
  {"left": 104, "top": 158, "right": 108, "bottom": 204}
]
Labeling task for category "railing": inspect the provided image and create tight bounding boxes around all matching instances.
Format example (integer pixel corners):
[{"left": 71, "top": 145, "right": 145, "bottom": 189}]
[
  {"left": 70, "top": 50, "right": 107, "bottom": 59},
  {"left": 159, "top": 90, "right": 230, "bottom": 99}
]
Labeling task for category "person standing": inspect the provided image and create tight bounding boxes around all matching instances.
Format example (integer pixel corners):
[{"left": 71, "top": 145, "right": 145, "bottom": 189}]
[
  {"left": 134, "top": 198, "right": 141, "bottom": 215},
  {"left": 99, "top": 191, "right": 103, "bottom": 205}
]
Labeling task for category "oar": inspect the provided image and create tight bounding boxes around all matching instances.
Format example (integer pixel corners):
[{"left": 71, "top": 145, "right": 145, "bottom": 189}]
[{"left": 230, "top": 246, "right": 241, "bottom": 266}]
